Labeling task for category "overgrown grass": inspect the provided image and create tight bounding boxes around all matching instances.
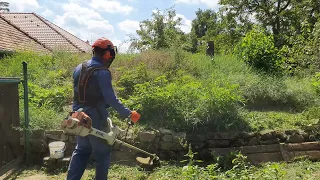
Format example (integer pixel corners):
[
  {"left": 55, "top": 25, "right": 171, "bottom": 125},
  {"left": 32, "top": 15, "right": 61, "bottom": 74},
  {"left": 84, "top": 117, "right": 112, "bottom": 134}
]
[
  {"left": 240, "top": 108, "right": 320, "bottom": 131},
  {"left": 9, "top": 159, "right": 320, "bottom": 180},
  {"left": 0, "top": 49, "right": 319, "bottom": 132}
]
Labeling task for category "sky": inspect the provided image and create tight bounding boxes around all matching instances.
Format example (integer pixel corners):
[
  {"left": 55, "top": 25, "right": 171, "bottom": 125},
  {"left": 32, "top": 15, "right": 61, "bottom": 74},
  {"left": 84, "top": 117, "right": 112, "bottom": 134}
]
[{"left": 6, "top": 0, "right": 220, "bottom": 52}]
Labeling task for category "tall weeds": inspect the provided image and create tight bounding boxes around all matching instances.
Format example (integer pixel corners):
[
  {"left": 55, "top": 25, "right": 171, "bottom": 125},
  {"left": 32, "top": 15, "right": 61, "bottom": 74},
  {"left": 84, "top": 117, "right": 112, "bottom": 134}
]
[{"left": 0, "top": 49, "right": 319, "bottom": 131}]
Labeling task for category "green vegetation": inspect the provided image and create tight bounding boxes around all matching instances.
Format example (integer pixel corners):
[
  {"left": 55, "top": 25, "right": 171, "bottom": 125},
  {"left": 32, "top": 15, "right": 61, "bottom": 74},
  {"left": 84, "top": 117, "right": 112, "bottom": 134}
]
[
  {"left": 0, "top": 51, "right": 90, "bottom": 130},
  {"left": 9, "top": 157, "right": 320, "bottom": 180},
  {"left": 234, "top": 27, "right": 284, "bottom": 73},
  {"left": 0, "top": 0, "right": 319, "bottom": 133},
  {"left": 1, "top": 1, "right": 320, "bottom": 179},
  {"left": 0, "top": 1, "right": 10, "bottom": 12},
  {"left": 0, "top": 49, "right": 319, "bottom": 132}
]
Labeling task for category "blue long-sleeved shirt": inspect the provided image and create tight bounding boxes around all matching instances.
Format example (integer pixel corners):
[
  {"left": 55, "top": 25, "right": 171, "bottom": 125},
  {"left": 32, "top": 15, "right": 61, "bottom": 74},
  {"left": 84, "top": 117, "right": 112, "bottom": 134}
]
[{"left": 72, "top": 57, "right": 131, "bottom": 121}]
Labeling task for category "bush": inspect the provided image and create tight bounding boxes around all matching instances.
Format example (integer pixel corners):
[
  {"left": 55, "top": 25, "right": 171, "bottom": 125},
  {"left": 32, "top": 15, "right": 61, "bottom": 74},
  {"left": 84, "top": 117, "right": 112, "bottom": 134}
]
[
  {"left": 18, "top": 101, "right": 68, "bottom": 130},
  {"left": 115, "top": 63, "right": 153, "bottom": 99},
  {"left": 302, "top": 106, "right": 320, "bottom": 123},
  {"left": 311, "top": 21, "right": 320, "bottom": 70},
  {"left": 280, "top": 21, "right": 320, "bottom": 76},
  {"left": 243, "top": 75, "right": 319, "bottom": 111},
  {"left": 0, "top": 51, "right": 86, "bottom": 110},
  {"left": 1, "top": 49, "right": 319, "bottom": 132},
  {"left": 28, "top": 82, "right": 72, "bottom": 111},
  {"left": 234, "top": 27, "right": 283, "bottom": 73},
  {"left": 0, "top": 51, "right": 85, "bottom": 130},
  {"left": 312, "top": 72, "right": 320, "bottom": 95},
  {"left": 124, "top": 74, "right": 246, "bottom": 132}
]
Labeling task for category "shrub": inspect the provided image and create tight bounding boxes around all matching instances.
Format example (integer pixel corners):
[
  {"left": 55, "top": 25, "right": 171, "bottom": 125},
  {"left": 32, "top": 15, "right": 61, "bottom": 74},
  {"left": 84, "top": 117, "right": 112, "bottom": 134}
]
[
  {"left": 124, "top": 75, "right": 246, "bottom": 132},
  {"left": 312, "top": 72, "right": 320, "bottom": 95},
  {"left": 280, "top": 21, "right": 320, "bottom": 76},
  {"left": 28, "top": 82, "right": 73, "bottom": 111},
  {"left": 242, "top": 74, "right": 318, "bottom": 112},
  {"left": 302, "top": 106, "right": 320, "bottom": 126},
  {"left": 18, "top": 101, "right": 68, "bottom": 130},
  {"left": 115, "top": 63, "right": 152, "bottom": 99},
  {"left": 1, "top": 49, "right": 318, "bottom": 132},
  {"left": 0, "top": 51, "right": 85, "bottom": 130},
  {"left": 234, "top": 27, "right": 283, "bottom": 73}
]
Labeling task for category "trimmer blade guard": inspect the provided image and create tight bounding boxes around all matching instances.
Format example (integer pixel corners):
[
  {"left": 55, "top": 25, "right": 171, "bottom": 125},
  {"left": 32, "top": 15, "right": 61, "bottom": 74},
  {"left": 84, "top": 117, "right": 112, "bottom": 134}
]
[
  {"left": 136, "top": 156, "right": 153, "bottom": 165},
  {"left": 135, "top": 156, "right": 160, "bottom": 170}
]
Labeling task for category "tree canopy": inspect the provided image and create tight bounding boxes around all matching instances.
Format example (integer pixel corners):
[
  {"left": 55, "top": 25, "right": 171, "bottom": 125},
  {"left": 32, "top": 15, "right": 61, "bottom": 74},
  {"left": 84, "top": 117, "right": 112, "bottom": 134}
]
[
  {"left": 0, "top": 1, "right": 9, "bottom": 12},
  {"left": 129, "top": 1, "right": 319, "bottom": 74},
  {"left": 131, "top": 7, "right": 187, "bottom": 51}
]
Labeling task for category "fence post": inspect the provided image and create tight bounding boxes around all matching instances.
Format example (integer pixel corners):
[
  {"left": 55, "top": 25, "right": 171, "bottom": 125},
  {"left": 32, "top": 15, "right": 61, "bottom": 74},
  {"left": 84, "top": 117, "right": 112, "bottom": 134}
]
[{"left": 22, "top": 62, "right": 30, "bottom": 164}]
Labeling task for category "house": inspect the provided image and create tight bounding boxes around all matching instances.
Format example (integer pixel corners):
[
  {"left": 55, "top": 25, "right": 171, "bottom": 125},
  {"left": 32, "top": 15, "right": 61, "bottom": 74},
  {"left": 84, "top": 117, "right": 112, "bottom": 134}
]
[{"left": 0, "top": 13, "right": 92, "bottom": 53}]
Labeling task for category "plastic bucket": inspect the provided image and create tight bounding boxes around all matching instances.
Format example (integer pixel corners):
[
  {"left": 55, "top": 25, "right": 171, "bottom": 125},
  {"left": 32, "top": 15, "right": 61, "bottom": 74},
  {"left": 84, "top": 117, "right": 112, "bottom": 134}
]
[{"left": 49, "top": 141, "right": 66, "bottom": 159}]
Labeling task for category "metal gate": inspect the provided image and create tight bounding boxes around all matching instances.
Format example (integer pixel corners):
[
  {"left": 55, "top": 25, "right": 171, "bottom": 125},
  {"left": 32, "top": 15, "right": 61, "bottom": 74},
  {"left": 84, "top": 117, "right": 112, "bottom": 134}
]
[{"left": 0, "top": 78, "right": 22, "bottom": 172}]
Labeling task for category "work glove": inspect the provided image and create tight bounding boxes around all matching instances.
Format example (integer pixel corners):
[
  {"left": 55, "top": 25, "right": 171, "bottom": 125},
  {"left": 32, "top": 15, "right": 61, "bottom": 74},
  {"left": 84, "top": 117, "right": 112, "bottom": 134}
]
[{"left": 130, "top": 111, "right": 140, "bottom": 123}]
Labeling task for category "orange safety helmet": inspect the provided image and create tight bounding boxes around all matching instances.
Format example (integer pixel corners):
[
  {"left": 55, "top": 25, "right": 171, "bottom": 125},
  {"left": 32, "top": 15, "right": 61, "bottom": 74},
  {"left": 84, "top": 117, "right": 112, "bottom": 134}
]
[{"left": 92, "top": 37, "right": 116, "bottom": 62}]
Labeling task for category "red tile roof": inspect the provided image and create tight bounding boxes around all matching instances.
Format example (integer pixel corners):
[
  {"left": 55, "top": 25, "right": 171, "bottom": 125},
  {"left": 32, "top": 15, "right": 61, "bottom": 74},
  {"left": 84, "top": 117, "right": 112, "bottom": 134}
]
[
  {"left": 0, "top": 16, "right": 49, "bottom": 53},
  {"left": 0, "top": 12, "right": 91, "bottom": 53}
]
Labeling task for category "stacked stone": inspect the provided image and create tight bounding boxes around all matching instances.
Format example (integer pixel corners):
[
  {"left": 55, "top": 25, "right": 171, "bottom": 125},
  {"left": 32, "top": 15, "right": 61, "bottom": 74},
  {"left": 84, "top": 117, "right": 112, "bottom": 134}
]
[{"left": 19, "top": 126, "right": 320, "bottom": 165}]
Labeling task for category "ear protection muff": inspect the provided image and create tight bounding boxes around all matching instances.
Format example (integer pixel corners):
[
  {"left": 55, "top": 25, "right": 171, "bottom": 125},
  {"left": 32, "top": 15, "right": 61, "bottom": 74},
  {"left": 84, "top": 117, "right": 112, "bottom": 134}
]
[
  {"left": 102, "top": 45, "right": 116, "bottom": 61},
  {"left": 102, "top": 50, "right": 111, "bottom": 60}
]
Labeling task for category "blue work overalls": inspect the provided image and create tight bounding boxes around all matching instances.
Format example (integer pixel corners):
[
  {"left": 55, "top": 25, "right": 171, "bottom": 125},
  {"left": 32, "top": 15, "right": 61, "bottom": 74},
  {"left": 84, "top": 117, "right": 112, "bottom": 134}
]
[{"left": 67, "top": 57, "right": 131, "bottom": 180}]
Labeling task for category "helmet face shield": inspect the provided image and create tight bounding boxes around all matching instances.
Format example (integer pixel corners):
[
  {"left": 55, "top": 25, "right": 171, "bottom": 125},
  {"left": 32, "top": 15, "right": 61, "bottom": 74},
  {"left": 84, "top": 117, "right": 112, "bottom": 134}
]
[
  {"left": 103, "top": 46, "right": 115, "bottom": 68},
  {"left": 107, "top": 45, "right": 116, "bottom": 59},
  {"left": 106, "top": 57, "right": 114, "bottom": 68}
]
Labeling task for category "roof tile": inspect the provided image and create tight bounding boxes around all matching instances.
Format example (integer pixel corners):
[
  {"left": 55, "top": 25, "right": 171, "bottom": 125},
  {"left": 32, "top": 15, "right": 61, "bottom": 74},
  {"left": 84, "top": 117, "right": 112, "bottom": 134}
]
[
  {"left": 0, "top": 17, "right": 49, "bottom": 53},
  {"left": 0, "top": 13, "right": 91, "bottom": 53}
]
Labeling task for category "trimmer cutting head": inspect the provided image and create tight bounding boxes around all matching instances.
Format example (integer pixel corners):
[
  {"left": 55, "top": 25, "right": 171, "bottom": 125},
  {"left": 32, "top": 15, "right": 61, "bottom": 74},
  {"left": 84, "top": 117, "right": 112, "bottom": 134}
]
[{"left": 135, "top": 155, "right": 160, "bottom": 170}]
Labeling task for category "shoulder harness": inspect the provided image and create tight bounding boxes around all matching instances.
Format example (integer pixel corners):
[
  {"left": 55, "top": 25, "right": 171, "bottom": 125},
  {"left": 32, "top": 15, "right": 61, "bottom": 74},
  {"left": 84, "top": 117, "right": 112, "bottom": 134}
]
[{"left": 77, "top": 61, "right": 110, "bottom": 104}]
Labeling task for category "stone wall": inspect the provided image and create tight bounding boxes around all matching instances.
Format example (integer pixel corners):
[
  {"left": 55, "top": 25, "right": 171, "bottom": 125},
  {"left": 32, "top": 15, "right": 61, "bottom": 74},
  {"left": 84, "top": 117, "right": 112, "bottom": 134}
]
[{"left": 21, "top": 126, "right": 320, "bottom": 165}]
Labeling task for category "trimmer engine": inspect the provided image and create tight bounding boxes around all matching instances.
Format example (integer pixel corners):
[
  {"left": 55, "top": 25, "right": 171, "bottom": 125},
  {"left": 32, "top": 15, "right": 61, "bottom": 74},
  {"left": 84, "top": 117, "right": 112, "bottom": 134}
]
[{"left": 61, "top": 109, "right": 121, "bottom": 145}]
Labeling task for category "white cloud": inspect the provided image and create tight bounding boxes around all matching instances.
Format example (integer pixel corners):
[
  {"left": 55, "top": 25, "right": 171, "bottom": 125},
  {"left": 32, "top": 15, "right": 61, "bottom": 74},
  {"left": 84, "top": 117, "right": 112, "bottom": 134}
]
[
  {"left": 113, "top": 39, "right": 132, "bottom": 53},
  {"left": 54, "top": 3, "right": 114, "bottom": 43},
  {"left": 90, "top": 0, "right": 134, "bottom": 15},
  {"left": 175, "top": 0, "right": 219, "bottom": 9},
  {"left": 41, "top": 7, "right": 54, "bottom": 17},
  {"left": 7, "top": 0, "right": 56, "bottom": 19},
  {"left": 176, "top": 14, "right": 192, "bottom": 33},
  {"left": 118, "top": 20, "right": 140, "bottom": 34},
  {"left": 61, "top": 3, "right": 104, "bottom": 20},
  {"left": 6, "top": 0, "right": 40, "bottom": 12}
]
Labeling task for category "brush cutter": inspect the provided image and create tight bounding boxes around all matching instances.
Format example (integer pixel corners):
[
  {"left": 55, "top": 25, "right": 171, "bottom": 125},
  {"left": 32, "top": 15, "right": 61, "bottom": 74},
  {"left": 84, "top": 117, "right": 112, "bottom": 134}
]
[{"left": 61, "top": 108, "right": 160, "bottom": 167}]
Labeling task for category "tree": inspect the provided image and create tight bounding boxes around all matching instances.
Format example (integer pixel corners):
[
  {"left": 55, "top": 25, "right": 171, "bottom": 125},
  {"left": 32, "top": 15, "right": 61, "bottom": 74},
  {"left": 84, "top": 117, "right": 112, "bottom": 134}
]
[
  {"left": 0, "top": 1, "right": 9, "bottom": 12},
  {"left": 189, "top": 8, "right": 253, "bottom": 54},
  {"left": 219, "top": 0, "right": 293, "bottom": 47},
  {"left": 189, "top": 9, "right": 220, "bottom": 53},
  {"left": 219, "top": 0, "right": 320, "bottom": 48},
  {"left": 192, "top": 9, "right": 219, "bottom": 39},
  {"left": 132, "top": 7, "right": 187, "bottom": 51}
]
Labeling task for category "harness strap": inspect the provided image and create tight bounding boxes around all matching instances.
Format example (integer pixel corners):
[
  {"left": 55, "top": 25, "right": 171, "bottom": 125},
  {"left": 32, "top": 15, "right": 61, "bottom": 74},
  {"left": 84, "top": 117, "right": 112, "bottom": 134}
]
[{"left": 77, "top": 61, "right": 110, "bottom": 104}]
